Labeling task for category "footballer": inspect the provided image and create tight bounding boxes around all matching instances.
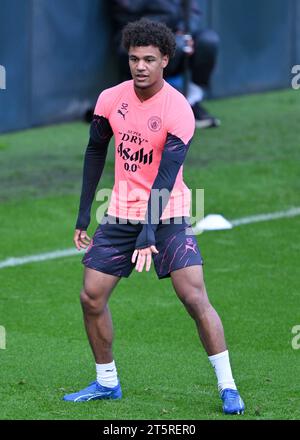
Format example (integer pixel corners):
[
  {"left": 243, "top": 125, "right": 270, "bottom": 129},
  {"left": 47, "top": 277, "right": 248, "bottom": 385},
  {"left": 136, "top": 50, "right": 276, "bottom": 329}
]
[{"left": 63, "top": 18, "right": 245, "bottom": 415}]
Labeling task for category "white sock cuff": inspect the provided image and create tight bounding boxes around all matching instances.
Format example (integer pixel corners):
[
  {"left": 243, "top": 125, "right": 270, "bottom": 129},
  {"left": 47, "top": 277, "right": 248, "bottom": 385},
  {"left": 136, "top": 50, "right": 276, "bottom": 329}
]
[
  {"left": 208, "top": 350, "right": 229, "bottom": 362},
  {"left": 96, "top": 360, "right": 116, "bottom": 372},
  {"left": 96, "top": 360, "right": 118, "bottom": 388}
]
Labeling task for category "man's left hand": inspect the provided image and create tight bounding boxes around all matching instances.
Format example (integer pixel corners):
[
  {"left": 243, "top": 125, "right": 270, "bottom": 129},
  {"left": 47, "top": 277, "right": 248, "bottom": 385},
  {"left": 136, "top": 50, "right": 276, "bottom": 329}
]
[{"left": 131, "top": 246, "right": 159, "bottom": 272}]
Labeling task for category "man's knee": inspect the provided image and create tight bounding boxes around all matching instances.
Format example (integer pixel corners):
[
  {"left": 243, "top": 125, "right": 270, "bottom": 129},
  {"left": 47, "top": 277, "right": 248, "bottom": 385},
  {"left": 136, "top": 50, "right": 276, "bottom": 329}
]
[
  {"left": 195, "top": 29, "right": 220, "bottom": 52},
  {"left": 192, "top": 29, "right": 220, "bottom": 73},
  {"left": 179, "top": 281, "right": 210, "bottom": 314},
  {"left": 80, "top": 285, "right": 107, "bottom": 315}
]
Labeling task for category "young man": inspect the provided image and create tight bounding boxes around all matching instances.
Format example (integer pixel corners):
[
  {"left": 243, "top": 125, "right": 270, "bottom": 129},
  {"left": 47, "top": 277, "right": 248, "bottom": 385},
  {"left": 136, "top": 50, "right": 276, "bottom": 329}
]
[{"left": 63, "top": 19, "right": 245, "bottom": 415}]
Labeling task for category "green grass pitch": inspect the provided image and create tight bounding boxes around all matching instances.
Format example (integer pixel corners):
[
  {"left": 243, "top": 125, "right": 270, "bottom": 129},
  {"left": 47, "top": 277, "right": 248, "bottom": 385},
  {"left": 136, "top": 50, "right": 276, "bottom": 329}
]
[{"left": 0, "top": 89, "right": 299, "bottom": 419}]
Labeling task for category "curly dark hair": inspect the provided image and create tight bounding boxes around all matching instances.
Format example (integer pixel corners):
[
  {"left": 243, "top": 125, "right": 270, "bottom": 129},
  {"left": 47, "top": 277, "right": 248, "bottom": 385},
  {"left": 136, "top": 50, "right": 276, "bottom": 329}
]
[{"left": 122, "top": 18, "right": 176, "bottom": 58}]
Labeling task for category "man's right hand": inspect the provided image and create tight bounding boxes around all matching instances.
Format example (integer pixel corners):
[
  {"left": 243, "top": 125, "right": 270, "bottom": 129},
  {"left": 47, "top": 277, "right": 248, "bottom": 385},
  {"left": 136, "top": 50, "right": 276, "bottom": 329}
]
[{"left": 74, "top": 229, "right": 91, "bottom": 250}]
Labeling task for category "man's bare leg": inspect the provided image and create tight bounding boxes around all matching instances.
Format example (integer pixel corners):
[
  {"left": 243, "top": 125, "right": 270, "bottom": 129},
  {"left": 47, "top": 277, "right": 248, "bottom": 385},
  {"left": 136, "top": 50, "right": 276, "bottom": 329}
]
[
  {"left": 170, "top": 265, "right": 245, "bottom": 414},
  {"left": 170, "top": 265, "right": 226, "bottom": 356},
  {"left": 80, "top": 267, "right": 120, "bottom": 364},
  {"left": 63, "top": 268, "right": 122, "bottom": 401}
]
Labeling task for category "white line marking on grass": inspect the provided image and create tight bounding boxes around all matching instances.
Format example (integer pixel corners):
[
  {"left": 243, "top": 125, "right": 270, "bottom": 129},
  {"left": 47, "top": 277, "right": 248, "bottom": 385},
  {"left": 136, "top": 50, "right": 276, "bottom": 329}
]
[
  {"left": 230, "top": 206, "right": 300, "bottom": 226},
  {"left": 0, "top": 207, "right": 300, "bottom": 269},
  {"left": 0, "top": 248, "right": 85, "bottom": 269}
]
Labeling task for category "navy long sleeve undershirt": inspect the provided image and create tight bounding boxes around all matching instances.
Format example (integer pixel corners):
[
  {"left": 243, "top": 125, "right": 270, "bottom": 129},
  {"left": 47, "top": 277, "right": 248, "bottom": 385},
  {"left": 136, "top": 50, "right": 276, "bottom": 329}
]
[
  {"left": 76, "top": 116, "right": 113, "bottom": 230},
  {"left": 135, "top": 133, "right": 192, "bottom": 249}
]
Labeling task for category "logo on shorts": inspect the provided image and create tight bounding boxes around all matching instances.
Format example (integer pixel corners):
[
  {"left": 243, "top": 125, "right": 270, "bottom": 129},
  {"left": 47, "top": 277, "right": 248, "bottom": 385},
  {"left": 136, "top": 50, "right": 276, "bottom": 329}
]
[
  {"left": 185, "top": 238, "right": 197, "bottom": 254},
  {"left": 148, "top": 116, "right": 162, "bottom": 132}
]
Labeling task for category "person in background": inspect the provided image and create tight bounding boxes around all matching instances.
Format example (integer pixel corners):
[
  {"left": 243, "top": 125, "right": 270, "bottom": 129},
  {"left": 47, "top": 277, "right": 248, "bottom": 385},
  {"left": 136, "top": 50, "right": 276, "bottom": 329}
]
[{"left": 110, "top": 0, "right": 220, "bottom": 128}]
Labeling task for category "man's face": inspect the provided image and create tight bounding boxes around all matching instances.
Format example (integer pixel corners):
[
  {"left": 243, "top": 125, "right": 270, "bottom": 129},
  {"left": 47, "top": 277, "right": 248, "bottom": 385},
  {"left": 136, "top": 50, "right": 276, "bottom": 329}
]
[{"left": 128, "top": 45, "right": 169, "bottom": 89}]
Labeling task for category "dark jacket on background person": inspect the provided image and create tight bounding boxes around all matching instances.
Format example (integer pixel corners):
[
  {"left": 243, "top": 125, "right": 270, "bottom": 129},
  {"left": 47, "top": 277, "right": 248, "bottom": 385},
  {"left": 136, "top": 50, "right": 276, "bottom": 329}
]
[{"left": 110, "top": 0, "right": 202, "bottom": 35}]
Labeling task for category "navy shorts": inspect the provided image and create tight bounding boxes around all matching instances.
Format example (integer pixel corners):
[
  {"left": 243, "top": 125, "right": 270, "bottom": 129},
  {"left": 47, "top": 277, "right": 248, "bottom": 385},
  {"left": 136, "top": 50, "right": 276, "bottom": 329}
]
[{"left": 82, "top": 215, "right": 203, "bottom": 279}]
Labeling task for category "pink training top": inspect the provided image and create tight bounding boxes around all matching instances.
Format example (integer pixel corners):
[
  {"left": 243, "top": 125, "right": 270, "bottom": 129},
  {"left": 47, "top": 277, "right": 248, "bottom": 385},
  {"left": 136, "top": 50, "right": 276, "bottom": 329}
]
[{"left": 94, "top": 79, "right": 195, "bottom": 220}]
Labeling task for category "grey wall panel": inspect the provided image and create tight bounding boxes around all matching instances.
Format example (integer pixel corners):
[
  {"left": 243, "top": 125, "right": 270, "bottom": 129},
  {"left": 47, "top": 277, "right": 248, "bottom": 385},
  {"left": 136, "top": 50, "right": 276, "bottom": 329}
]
[
  {"left": 210, "top": 0, "right": 294, "bottom": 97},
  {"left": 0, "top": 0, "right": 32, "bottom": 132},
  {"left": 196, "top": 0, "right": 211, "bottom": 28},
  {"left": 294, "top": 0, "right": 300, "bottom": 67},
  {"left": 30, "top": 0, "right": 117, "bottom": 125}
]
